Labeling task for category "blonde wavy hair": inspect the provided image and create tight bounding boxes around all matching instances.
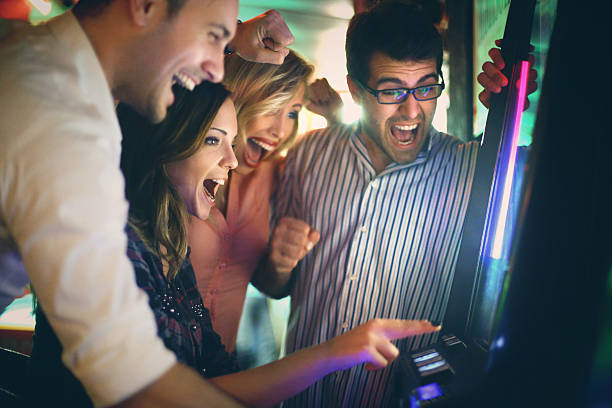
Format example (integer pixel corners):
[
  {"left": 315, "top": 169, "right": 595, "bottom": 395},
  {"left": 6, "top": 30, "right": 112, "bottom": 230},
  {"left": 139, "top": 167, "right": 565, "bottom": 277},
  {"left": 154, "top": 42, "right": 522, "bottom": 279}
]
[{"left": 223, "top": 50, "right": 314, "bottom": 159}]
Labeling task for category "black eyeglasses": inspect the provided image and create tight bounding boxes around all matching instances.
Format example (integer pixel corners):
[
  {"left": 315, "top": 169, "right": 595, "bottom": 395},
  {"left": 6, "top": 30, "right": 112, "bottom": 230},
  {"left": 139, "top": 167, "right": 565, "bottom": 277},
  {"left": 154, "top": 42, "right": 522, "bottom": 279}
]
[{"left": 355, "top": 78, "right": 445, "bottom": 104}]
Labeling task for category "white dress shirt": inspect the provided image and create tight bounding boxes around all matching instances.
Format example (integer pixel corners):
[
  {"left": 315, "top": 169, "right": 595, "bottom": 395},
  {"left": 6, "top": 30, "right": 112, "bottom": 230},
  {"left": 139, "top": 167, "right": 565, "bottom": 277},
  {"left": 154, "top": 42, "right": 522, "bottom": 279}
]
[{"left": 0, "top": 13, "right": 176, "bottom": 407}]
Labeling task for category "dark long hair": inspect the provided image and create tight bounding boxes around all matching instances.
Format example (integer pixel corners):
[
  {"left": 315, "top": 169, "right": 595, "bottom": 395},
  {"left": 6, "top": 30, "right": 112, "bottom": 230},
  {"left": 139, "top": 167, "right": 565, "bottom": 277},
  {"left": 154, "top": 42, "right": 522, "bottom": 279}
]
[{"left": 119, "top": 82, "right": 231, "bottom": 279}]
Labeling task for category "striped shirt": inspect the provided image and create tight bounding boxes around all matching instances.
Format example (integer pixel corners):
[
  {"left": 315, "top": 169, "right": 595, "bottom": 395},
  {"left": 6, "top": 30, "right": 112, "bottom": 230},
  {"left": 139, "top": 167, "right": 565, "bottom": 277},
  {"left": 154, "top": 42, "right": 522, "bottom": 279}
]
[{"left": 274, "top": 123, "right": 479, "bottom": 407}]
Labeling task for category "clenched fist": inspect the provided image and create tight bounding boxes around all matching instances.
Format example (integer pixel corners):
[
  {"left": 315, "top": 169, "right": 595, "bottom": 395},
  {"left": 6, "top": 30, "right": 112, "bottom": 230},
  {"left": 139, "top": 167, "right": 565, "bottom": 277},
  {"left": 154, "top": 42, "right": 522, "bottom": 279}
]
[{"left": 269, "top": 216, "right": 320, "bottom": 275}]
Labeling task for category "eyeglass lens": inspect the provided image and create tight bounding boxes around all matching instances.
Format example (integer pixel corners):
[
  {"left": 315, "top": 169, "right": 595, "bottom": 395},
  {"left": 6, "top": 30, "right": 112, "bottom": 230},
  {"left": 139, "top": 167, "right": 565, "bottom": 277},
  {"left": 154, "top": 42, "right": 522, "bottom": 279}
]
[{"left": 378, "top": 85, "right": 442, "bottom": 103}]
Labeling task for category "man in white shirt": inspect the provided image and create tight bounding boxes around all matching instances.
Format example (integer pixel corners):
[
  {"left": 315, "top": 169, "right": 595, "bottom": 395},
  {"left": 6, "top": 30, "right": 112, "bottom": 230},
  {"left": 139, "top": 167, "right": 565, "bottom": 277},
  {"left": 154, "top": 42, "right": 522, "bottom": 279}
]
[{"left": 0, "top": 0, "right": 294, "bottom": 406}]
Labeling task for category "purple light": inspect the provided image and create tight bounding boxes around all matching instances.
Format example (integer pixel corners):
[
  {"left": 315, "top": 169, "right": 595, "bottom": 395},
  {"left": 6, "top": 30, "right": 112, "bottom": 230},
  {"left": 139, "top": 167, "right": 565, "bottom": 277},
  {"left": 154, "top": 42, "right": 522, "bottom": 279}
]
[
  {"left": 417, "top": 382, "right": 443, "bottom": 400},
  {"left": 491, "top": 60, "right": 530, "bottom": 259}
]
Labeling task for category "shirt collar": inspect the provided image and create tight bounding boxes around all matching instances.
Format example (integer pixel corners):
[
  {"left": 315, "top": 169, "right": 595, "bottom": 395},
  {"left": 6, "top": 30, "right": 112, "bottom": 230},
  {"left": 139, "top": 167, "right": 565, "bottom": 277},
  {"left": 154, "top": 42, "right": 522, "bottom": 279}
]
[{"left": 349, "top": 124, "right": 440, "bottom": 174}]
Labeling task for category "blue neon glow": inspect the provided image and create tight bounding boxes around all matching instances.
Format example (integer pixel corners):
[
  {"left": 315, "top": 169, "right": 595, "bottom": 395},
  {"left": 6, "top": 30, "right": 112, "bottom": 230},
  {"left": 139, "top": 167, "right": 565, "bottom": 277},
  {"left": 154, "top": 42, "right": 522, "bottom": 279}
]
[
  {"left": 413, "top": 351, "right": 439, "bottom": 363},
  {"left": 494, "top": 335, "right": 506, "bottom": 349},
  {"left": 418, "top": 360, "right": 445, "bottom": 372}
]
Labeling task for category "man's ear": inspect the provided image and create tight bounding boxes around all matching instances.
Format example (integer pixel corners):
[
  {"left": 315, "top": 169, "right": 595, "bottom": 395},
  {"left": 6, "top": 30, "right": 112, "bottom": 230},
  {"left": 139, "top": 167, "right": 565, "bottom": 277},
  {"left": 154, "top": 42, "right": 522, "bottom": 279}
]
[
  {"left": 128, "top": 0, "right": 166, "bottom": 27},
  {"left": 346, "top": 75, "right": 362, "bottom": 106}
]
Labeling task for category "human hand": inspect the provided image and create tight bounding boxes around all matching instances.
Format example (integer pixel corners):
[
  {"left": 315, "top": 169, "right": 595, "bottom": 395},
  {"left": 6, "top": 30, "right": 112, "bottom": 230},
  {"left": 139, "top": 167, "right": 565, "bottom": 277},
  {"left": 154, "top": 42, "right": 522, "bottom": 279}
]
[
  {"left": 231, "top": 10, "right": 295, "bottom": 65},
  {"left": 477, "top": 39, "right": 538, "bottom": 110},
  {"left": 306, "top": 78, "right": 344, "bottom": 124},
  {"left": 324, "top": 319, "right": 441, "bottom": 372},
  {"left": 269, "top": 217, "right": 320, "bottom": 275}
]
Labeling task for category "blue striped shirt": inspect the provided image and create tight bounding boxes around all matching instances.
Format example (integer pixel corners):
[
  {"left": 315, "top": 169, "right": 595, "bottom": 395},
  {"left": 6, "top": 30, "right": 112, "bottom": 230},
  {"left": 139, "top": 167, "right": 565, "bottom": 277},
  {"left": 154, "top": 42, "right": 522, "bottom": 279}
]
[{"left": 274, "top": 123, "right": 479, "bottom": 407}]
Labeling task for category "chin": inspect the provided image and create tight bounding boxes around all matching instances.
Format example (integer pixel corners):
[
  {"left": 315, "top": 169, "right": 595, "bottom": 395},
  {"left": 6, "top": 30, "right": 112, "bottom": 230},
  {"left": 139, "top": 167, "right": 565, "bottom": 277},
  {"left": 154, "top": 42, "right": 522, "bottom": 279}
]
[
  {"left": 235, "top": 163, "right": 255, "bottom": 175},
  {"left": 144, "top": 104, "right": 166, "bottom": 124},
  {"left": 188, "top": 204, "right": 212, "bottom": 221},
  {"left": 195, "top": 207, "right": 212, "bottom": 221}
]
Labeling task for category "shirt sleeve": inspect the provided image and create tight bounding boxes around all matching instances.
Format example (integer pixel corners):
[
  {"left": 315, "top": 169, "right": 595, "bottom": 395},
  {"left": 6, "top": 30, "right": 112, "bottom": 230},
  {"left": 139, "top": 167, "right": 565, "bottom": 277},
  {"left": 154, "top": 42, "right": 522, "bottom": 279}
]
[
  {"left": 0, "top": 95, "right": 176, "bottom": 407},
  {"left": 271, "top": 139, "right": 304, "bottom": 228}
]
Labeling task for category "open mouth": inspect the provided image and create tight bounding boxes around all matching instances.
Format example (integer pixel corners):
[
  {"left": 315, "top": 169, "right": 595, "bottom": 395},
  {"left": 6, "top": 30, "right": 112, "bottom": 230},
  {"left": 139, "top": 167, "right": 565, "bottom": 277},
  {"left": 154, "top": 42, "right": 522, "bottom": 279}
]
[
  {"left": 202, "top": 178, "right": 225, "bottom": 205},
  {"left": 243, "top": 137, "right": 277, "bottom": 168},
  {"left": 390, "top": 123, "right": 419, "bottom": 147},
  {"left": 172, "top": 71, "right": 196, "bottom": 91}
]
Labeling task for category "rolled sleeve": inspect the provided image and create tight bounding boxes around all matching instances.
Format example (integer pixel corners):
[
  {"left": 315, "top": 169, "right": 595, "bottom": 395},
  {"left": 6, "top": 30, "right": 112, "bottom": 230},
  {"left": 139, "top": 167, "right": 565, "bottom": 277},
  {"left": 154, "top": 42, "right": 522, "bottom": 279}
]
[
  {"left": 0, "top": 13, "right": 177, "bottom": 405},
  {"left": 2, "top": 109, "right": 176, "bottom": 406}
]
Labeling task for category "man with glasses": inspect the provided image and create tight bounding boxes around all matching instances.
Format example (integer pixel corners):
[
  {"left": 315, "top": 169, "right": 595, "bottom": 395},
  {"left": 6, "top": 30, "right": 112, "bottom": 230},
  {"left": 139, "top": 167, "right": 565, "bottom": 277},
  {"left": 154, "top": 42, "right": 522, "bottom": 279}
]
[{"left": 256, "top": 2, "right": 532, "bottom": 407}]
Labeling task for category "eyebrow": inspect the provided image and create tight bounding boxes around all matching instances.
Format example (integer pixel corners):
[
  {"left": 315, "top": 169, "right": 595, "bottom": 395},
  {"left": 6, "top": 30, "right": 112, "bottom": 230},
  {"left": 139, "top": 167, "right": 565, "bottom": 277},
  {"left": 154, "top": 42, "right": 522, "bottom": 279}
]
[
  {"left": 209, "top": 127, "right": 227, "bottom": 136},
  {"left": 209, "top": 23, "right": 231, "bottom": 38},
  {"left": 374, "top": 73, "right": 439, "bottom": 88},
  {"left": 292, "top": 103, "right": 303, "bottom": 109}
]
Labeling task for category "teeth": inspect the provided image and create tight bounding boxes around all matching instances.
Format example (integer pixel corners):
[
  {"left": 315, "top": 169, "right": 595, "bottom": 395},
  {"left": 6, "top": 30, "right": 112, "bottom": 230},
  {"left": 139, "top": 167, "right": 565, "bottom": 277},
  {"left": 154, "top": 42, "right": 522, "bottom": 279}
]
[
  {"left": 173, "top": 71, "right": 196, "bottom": 91},
  {"left": 394, "top": 123, "right": 418, "bottom": 131},
  {"left": 212, "top": 178, "right": 225, "bottom": 186},
  {"left": 203, "top": 188, "right": 215, "bottom": 201},
  {"left": 250, "top": 138, "right": 275, "bottom": 152}
]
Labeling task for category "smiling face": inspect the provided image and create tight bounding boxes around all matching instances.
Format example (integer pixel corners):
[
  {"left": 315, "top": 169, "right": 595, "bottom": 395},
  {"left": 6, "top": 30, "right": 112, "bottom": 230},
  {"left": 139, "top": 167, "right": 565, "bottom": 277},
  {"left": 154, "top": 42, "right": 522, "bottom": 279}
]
[
  {"left": 165, "top": 97, "right": 238, "bottom": 220},
  {"left": 234, "top": 85, "right": 305, "bottom": 175},
  {"left": 349, "top": 52, "right": 440, "bottom": 171},
  {"left": 120, "top": 0, "right": 238, "bottom": 123}
]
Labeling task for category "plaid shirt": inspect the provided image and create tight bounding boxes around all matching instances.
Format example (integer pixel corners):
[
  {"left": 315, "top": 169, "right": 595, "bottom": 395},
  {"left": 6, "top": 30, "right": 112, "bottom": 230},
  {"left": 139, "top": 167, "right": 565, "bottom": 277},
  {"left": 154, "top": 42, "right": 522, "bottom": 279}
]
[{"left": 126, "top": 224, "right": 239, "bottom": 378}]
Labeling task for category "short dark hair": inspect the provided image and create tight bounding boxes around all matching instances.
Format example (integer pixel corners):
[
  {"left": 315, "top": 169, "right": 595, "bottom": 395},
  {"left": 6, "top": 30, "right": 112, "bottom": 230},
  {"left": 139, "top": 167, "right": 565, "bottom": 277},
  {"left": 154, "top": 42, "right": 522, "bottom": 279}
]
[
  {"left": 72, "top": 0, "right": 188, "bottom": 18},
  {"left": 346, "top": 0, "right": 443, "bottom": 85}
]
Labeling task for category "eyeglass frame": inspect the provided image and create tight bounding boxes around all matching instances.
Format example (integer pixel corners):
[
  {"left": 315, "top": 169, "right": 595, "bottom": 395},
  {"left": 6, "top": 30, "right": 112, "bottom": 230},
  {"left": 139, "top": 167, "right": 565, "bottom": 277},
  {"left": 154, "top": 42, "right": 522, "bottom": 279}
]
[{"left": 352, "top": 75, "right": 446, "bottom": 104}]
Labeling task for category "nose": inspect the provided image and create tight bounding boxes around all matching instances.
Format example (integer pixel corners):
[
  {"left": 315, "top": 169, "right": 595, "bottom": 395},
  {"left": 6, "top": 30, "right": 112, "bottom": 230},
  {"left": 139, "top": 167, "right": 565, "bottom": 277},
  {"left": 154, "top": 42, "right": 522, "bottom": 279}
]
[
  {"left": 201, "top": 49, "right": 225, "bottom": 84},
  {"left": 221, "top": 142, "right": 238, "bottom": 170},
  {"left": 399, "top": 91, "right": 421, "bottom": 119},
  {"left": 268, "top": 113, "right": 288, "bottom": 141}
]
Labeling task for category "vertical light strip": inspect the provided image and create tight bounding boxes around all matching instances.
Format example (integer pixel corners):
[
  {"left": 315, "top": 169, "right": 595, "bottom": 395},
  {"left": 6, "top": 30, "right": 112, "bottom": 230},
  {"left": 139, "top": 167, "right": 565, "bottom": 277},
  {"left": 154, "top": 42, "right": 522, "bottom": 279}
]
[{"left": 491, "top": 60, "right": 530, "bottom": 259}]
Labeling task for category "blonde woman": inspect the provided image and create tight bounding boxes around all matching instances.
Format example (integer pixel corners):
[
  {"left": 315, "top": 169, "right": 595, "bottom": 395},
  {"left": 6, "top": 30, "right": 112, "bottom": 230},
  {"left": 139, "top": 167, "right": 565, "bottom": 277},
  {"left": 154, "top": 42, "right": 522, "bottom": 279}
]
[{"left": 186, "top": 51, "right": 341, "bottom": 354}]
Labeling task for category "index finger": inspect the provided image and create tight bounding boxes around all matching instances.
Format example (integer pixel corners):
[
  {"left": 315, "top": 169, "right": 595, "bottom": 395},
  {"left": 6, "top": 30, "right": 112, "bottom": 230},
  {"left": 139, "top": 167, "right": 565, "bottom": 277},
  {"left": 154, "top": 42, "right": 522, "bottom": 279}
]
[
  {"left": 377, "top": 319, "right": 441, "bottom": 341},
  {"left": 488, "top": 47, "right": 505, "bottom": 70}
]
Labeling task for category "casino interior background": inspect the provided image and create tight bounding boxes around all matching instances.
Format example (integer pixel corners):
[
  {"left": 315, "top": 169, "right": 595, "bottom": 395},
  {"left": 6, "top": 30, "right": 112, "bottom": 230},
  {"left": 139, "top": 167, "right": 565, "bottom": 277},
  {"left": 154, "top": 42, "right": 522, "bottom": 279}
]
[{"left": 1, "top": 0, "right": 610, "bottom": 406}]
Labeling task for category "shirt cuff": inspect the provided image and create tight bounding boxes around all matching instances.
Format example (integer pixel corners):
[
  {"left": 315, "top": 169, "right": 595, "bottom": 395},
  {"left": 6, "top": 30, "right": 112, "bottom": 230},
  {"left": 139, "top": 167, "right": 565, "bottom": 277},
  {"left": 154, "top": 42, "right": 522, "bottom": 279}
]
[{"left": 84, "top": 337, "right": 177, "bottom": 407}]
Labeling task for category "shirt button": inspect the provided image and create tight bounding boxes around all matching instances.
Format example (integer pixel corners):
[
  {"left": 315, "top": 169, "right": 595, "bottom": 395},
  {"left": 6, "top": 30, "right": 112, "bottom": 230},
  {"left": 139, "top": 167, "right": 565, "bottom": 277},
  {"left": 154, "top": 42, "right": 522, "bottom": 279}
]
[
  {"left": 210, "top": 289, "right": 217, "bottom": 295},
  {"left": 349, "top": 275, "right": 358, "bottom": 281},
  {"left": 341, "top": 322, "right": 349, "bottom": 330},
  {"left": 360, "top": 226, "right": 367, "bottom": 233},
  {"left": 191, "top": 324, "right": 198, "bottom": 331},
  {"left": 223, "top": 234, "right": 231, "bottom": 241},
  {"left": 371, "top": 180, "right": 379, "bottom": 188},
  {"left": 218, "top": 262, "right": 227, "bottom": 269}
]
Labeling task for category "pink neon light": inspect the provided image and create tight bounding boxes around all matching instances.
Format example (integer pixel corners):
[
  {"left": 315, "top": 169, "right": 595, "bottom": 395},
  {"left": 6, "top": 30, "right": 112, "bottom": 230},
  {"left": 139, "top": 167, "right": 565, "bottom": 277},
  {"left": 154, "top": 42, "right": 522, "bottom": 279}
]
[{"left": 491, "top": 60, "right": 530, "bottom": 259}]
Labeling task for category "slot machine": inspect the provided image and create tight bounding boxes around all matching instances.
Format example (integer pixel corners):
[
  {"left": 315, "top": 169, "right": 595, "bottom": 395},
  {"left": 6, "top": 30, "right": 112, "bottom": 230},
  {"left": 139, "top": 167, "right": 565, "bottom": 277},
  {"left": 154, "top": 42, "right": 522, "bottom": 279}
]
[{"left": 394, "top": 1, "right": 611, "bottom": 406}]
